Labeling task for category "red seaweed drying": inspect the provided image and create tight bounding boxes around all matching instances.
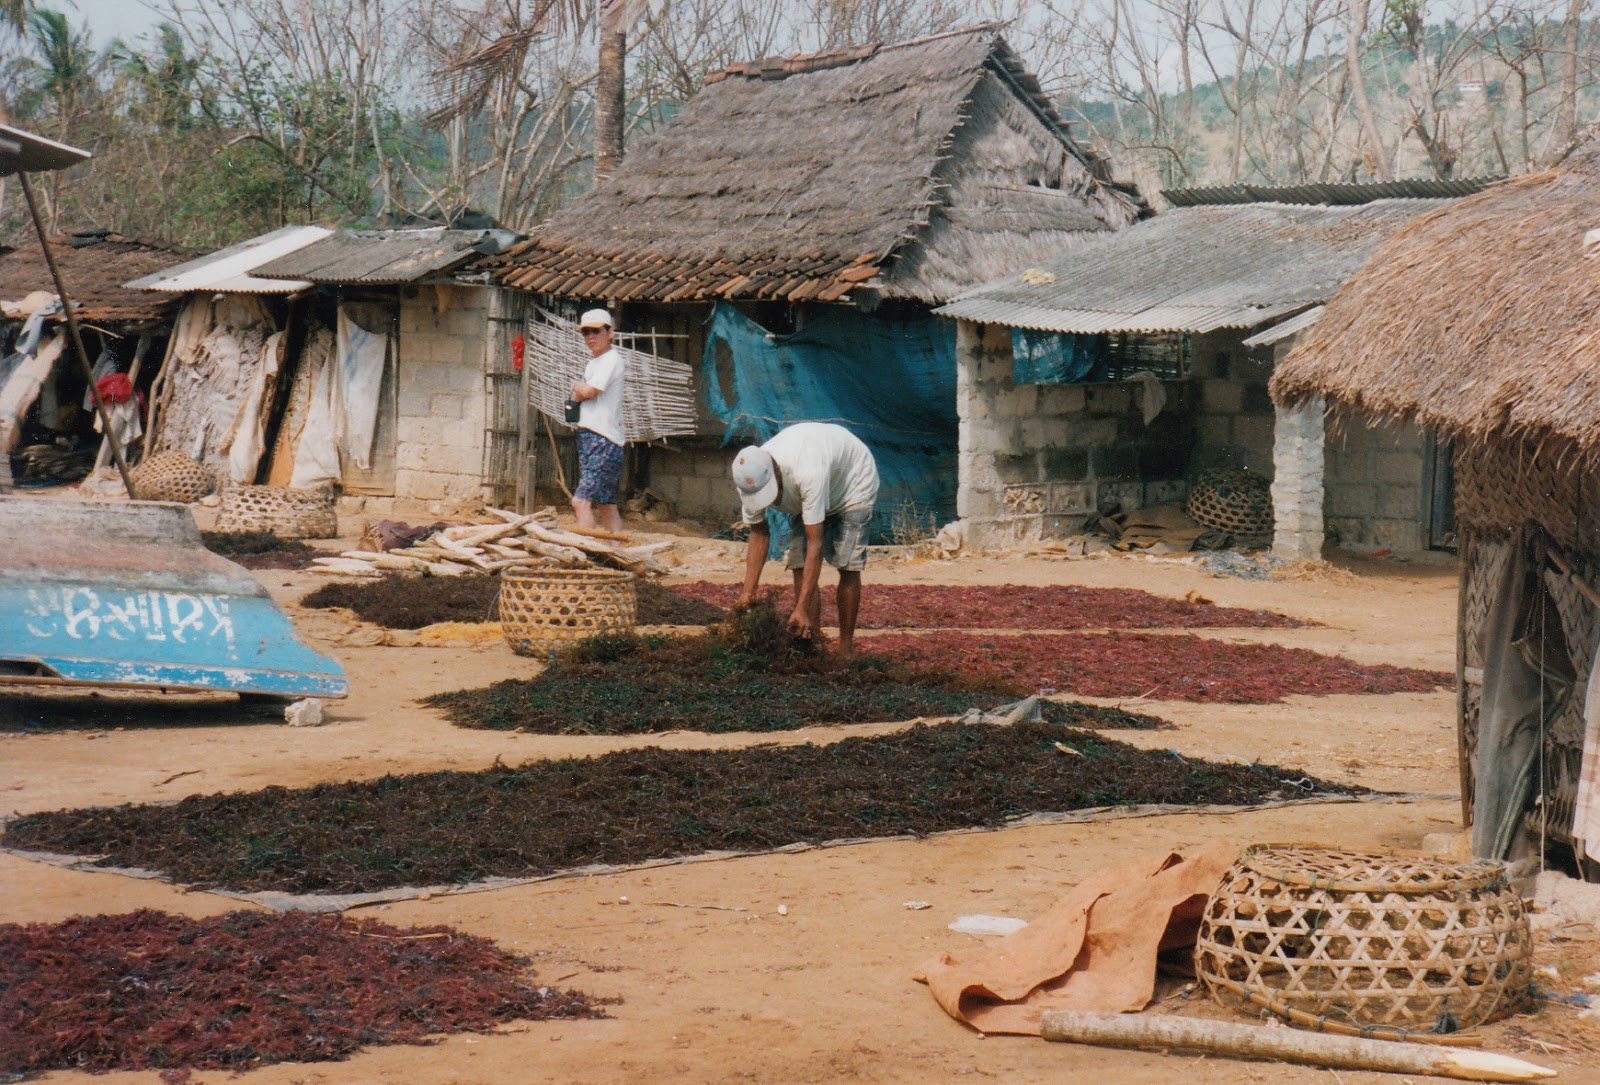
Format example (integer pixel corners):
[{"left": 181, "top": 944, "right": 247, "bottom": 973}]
[
  {"left": 1, "top": 721, "right": 1353, "bottom": 896},
  {"left": 0, "top": 910, "right": 608, "bottom": 1077},
  {"left": 671, "top": 581, "right": 1305, "bottom": 630},
  {"left": 301, "top": 575, "right": 726, "bottom": 629},
  {"left": 862, "top": 632, "right": 1450, "bottom": 704},
  {"left": 201, "top": 531, "right": 319, "bottom": 570}
]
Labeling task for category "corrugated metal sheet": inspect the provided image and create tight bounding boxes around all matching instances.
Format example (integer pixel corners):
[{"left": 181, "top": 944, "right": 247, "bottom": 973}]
[
  {"left": 935, "top": 199, "right": 1453, "bottom": 334},
  {"left": 124, "top": 226, "right": 333, "bottom": 293},
  {"left": 1163, "top": 178, "right": 1499, "bottom": 207},
  {"left": 251, "top": 227, "right": 510, "bottom": 285},
  {"left": 1242, "top": 305, "right": 1324, "bottom": 347},
  {"left": 0, "top": 122, "right": 89, "bottom": 176}
]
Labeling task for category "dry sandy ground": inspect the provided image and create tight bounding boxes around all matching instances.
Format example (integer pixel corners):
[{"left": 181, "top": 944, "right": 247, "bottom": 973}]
[{"left": 4, "top": 538, "right": 1598, "bottom": 1084}]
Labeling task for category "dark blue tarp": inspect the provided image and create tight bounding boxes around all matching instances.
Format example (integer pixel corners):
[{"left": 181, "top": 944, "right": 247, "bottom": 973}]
[
  {"left": 1012, "top": 327, "right": 1107, "bottom": 383},
  {"left": 703, "top": 302, "right": 957, "bottom": 544}
]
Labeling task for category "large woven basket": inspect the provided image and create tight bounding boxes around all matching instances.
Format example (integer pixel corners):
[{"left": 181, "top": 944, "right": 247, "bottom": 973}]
[
  {"left": 1187, "top": 467, "right": 1273, "bottom": 536},
  {"left": 214, "top": 485, "right": 337, "bottom": 539},
  {"left": 128, "top": 450, "right": 217, "bottom": 503},
  {"left": 1196, "top": 844, "right": 1531, "bottom": 1032},
  {"left": 499, "top": 566, "right": 637, "bottom": 655}
]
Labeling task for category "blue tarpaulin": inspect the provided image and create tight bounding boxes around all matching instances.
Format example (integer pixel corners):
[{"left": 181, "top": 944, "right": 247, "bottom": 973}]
[
  {"left": 1012, "top": 327, "right": 1106, "bottom": 383},
  {"left": 703, "top": 302, "right": 957, "bottom": 545}
]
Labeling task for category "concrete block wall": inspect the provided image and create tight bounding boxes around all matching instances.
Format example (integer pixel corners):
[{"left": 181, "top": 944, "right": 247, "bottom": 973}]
[
  {"left": 1190, "top": 330, "right": 1276, "bottom": 479},
  {"left": 1325, "top": 408, "right": 1428, "bottom": 550},
  {"left": 639, "top": 439, "right": 740, "bottom": 526},
  {"left": 393, "top": 284, "right": 490, "bottom": 505},
  {"left": 956, "top": 320, "right": 1195, "bottom": 544}
]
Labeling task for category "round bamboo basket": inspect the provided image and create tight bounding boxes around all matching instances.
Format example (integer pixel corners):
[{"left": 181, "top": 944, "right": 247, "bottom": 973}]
[
  {"left": 1187, "top": 467, "right": 1273, "bottom": 536},
  {"left": 1196, "top": 844, "right": 1531, "bottom": 1032},
  {"left": 128, "top": 450, "right": 217, "bottom": 503},
  {"left": 499, "top": 566, "right": 637, "bottom": 655},
  {"left": 214, "top": 485, "right": 338, "bottom": 539}
]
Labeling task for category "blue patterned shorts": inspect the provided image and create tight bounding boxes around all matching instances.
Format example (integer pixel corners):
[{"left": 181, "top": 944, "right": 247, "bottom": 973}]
[{"left": 574, "top": 429, "right": 623, "bottom": 505}]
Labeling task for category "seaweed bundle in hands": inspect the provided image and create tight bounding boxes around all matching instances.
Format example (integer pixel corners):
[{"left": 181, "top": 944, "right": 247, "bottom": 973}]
[
  {"left": 0, "top": 910, "right": 607, "bottom": 1077},
  {"left": 0, "top": 720, "right": 1357, "bottom": 896},
  {"left": 426, "top": 602, "right": 1025, "bottom": 734}
]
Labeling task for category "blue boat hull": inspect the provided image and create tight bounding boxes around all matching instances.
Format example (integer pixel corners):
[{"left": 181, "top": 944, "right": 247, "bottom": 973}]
[{"left": 0, "top": 497, "right": 347, "bottom": 698}]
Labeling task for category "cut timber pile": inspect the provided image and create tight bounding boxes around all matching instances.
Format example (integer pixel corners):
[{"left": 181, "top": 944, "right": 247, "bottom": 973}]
[{"left": 308, "top": 506, "right": 675, "bottom": 580}]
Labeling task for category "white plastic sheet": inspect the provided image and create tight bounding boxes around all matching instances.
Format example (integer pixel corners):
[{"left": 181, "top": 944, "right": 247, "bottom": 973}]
[
  {"left": 336, "top": 305, "right": 390, "bottom": 470},
  {"left": 289, "top": 341, "right": 344, "bottom": 490}
]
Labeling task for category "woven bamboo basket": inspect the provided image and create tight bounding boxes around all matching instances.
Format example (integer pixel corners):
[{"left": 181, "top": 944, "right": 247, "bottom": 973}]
[
  {"left": 214, "top": 485, "right": 338, "bottom": 539},
  {"left": 1196, "top": 844, "right": 1531, "bottom": 1032},
  {"left": 1186, "top": 467, "right": 1273, "bottom": 536},
  {"left": 128, "top": 450, "right": 217, "bottom": 503},
  {"left": 499, "top": 566, "right": 637, "bottom": 655}
]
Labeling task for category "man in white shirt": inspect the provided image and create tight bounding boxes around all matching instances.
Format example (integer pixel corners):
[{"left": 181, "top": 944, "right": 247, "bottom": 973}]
[
  {"left": 732, "top": 422, "right": 879, "bottom": 655},
  {"left": 568, "top": 308, "right": 625, "bottom": 533}
]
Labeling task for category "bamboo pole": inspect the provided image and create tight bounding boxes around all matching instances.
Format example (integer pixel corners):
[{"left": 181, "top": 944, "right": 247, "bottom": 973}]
[
  {"left": 17, "top": 172, "right": 138, "bottom": 498},
  {"left": 1039, "top": 1011, "right": 1555, "bottom": 1082}
]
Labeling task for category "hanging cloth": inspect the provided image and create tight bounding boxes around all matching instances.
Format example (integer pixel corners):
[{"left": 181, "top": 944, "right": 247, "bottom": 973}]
[
  {"left": 289, "top": 341, "right": 344, "bottom": 490},
  {"left": 336, "top": 305, "right": 390, "bottom": 471},
  {"left": 1473, "top": 524, "right": 1574, "bottom": 859}
]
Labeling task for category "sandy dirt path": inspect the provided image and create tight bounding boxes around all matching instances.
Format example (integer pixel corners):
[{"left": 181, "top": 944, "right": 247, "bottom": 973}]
[{"left": 4, "top": 542, "right": 1594, "bottom": 1084}]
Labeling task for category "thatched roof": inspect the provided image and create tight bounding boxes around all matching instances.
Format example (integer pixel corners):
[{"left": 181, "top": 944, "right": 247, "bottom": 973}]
[
  {"left": 0, "top": 231, "right": 189, "bottom": 326},
  {"left": 494, "top": 25, "right": 1139, "bottom": 306},
  {"left": 1272, "top": 151, "right": 1600, "bottom": 451}
]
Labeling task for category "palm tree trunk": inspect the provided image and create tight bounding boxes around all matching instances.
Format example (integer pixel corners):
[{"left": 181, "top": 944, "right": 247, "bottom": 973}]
[{"left": 594, "top": 27, "right": 626, "bottom": 182}]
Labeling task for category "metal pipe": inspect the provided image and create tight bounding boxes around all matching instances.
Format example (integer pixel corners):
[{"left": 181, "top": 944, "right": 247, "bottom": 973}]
[{"left": 17, "top": 171, "right": 138, "bottom": 498}]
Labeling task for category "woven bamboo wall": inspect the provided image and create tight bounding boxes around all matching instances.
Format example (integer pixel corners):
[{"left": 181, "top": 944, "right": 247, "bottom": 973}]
[{"left": 1457, "top": 440, "right": 1600, "bottom": 854}]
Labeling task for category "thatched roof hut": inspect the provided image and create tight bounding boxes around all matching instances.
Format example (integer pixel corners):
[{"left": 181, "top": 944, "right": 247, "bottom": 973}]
[
  {"left": 494, "top": 24, "right": 1140, "bottom": 306},
  {"left": 1271, "top": 149, "right": 1600, "bottom": 867},
  {"left": 0, "top": 231, "right": 189, "bottom": 328},
  {"left": 1271, "top": 150, "right": 1600, "bottom": 454}
]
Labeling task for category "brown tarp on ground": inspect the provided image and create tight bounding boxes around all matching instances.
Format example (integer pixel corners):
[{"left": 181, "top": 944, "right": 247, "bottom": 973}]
[{"left": 914, "top": 840, "right": 1238, "bottom": 1035}]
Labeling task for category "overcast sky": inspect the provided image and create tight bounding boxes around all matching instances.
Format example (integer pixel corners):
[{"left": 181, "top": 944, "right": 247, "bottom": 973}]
[{"left": 67, "top": 0, "right": 164, "bottom": 48}]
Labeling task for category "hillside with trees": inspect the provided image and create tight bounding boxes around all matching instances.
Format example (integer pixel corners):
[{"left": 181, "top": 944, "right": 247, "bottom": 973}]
[{"left": 0, "top": 0, "right": 1593, "bottom": 245}]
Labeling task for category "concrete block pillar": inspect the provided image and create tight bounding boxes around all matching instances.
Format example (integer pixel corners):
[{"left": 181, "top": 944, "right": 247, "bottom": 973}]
[
  {"left": 955, "top": 319, "right": 983, "bottom": 520},
  {"left": 1271, "top": 394, "right": 1325, "bottom": 561}
]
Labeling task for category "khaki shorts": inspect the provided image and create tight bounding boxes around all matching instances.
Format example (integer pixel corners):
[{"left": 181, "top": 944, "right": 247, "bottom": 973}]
[{"left": 785, "top": 506, "right": 873, "bottom": 572}]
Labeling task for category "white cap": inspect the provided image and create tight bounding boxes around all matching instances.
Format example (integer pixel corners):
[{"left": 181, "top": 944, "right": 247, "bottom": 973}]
[
  {"left": 578, "top": 308, "right": 613, "bottom": 329},
  {"left": 732, "top": 445, "right": 779, "bottom": 519}
]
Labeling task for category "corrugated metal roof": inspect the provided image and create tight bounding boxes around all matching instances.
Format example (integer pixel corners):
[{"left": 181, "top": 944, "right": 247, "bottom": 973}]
[
  {"left": 936, "top": 199, "right": 1453, "bottom": 334},
  {"left": 1242, "top": 305, "right": 1324, "bottom": 347},
  {"left": 0, "top": 123, "right": 90, "bottom": 176},
  {"left": 251, "top": 227, "right": 512, "bottom": 285},
  {"left": 1162, "top": 178, "right": 1499, "bottom": 206},
  {"left": 124, "top": 226, "right": 333, "bottom": 293}
]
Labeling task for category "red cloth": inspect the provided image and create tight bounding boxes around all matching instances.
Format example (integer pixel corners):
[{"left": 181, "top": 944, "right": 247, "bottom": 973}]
[
  {"left": 96, "top": 372, "right": 135, "bottom": 405},
  {"left": 511, "top": 333, "right": 525, "bottom": 373}
]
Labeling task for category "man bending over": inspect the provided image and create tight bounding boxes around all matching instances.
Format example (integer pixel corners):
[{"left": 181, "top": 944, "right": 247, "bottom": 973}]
[{"left": 732, "top": 422, "right": 879, "bottom": 656}]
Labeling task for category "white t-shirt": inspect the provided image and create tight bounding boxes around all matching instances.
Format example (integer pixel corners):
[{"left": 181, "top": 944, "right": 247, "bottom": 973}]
[
  {"left": 578, "top": 347, "right": 625, "bottom": 446},
  {"left": 745, "top": 422, "right": 879, "bottom": 526}
]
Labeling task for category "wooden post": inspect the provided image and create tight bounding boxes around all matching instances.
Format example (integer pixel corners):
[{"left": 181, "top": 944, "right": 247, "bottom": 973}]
[
  {"left": 17, "top": 172, "right": 138, "bottom": 499},
  {"left": 1040, "top": 1011, "right": 1555, "bottom": 1083}
]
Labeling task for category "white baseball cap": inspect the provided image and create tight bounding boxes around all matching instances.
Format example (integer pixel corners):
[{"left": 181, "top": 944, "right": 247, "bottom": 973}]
[
  {"left": 578, "top": 308, "right": 613, "bottom": 329},
  {"left": 732, "top": 445, "right": 779, "bottom": 519}
]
